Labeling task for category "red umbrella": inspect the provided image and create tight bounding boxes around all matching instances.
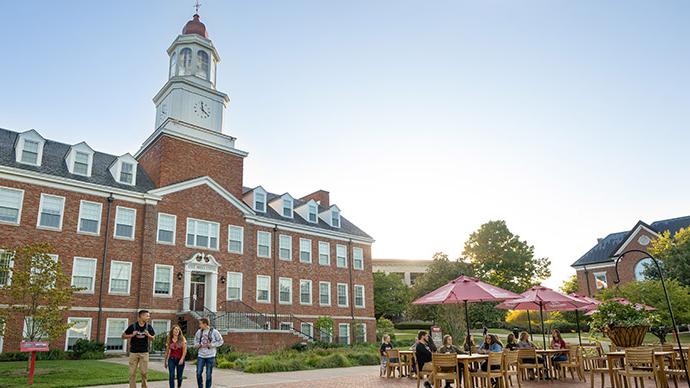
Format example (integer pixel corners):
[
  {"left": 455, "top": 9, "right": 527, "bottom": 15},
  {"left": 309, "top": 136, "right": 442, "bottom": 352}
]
[{"left": 412, "top": 275, "right": 520, "bottom": 354}]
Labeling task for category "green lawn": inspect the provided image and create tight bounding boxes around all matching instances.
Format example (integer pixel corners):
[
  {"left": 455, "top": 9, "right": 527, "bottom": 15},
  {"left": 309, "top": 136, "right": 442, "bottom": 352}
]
[{"left": 0, "top": 359, "right": 168, "bottom": 388}]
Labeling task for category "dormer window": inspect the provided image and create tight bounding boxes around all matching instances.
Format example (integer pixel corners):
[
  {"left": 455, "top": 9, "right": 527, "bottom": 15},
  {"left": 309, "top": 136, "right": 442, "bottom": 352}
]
[
  {"left": 120, "top": 163, "right": 134, "bottom": 185},
  {"left": 15, "top": 130, "right": 46, "bottom": 167},
  {"left": 109, "top": 154, "right": 138, "bottom": 186},
  {"left": 331, "top": 209, "right": 340, "bottom": 228},
  {"left": 283, "top": 197, "right": 293, "bottom": 218},
  {"left": 21, "top": 140, "right": 40, "bottom": 165},
  {"left": 254, "top": 191, "right": 266, "bottom": 213},
  {"left": 73, "top": 152, "right": 90, "bottom": 176},
  {"left": 308, "top": 203, "right": 318, "bottom": 223}
]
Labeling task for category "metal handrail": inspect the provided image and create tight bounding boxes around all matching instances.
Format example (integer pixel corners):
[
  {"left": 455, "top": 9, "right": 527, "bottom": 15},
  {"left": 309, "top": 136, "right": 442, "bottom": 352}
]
[{"left": 288, "top": 313, "right": 316, "bottom": 341}]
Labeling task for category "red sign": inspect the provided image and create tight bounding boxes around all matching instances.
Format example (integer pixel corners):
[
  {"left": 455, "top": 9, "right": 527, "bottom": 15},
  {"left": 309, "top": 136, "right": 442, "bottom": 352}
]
[{"left": 20, "top": 341, "right": 50, "bottom": 352}]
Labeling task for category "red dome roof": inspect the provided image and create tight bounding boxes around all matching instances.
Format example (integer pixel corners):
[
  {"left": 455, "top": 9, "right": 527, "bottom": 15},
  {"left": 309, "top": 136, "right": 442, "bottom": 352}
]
[{"left": 182, "top": 14, "right": 208, "bottom": 38}]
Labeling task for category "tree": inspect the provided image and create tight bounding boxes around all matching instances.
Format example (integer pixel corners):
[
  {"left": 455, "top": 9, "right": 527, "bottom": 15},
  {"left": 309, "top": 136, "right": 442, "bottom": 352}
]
[
  {"left": 560, "top": 274, "right": 579, "bottom": 295},
  {"left": 463, "top": 220, "right": 551, "bottom": 293},
  {"left": 597, "top": 279, "right": 690, "bottom": 325},
  {"left": 373, "top": 271, "right": 410, "bottom": 320},
  {"left": 0, "top": 243, "right": 80, "bottom": 343},
  {"left": 376, "top": 317, "right": 395, "bottom": 341},
  {"left": 314, "top": 316, "right": 334, "bottom": 343},
  {"left": 647, "top": 227, "right": 690, "bottom": 287}
]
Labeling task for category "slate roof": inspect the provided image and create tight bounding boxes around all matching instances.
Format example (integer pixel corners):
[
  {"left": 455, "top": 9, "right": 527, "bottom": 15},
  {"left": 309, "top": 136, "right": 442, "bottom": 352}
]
[
  {"left": 572, "top": 216, "right": 690, "bottom": 267},
  {"left": 243, "top": 187, "right": 373, "bottom": 240},
  {"left": 0, "top": 128, "right": 156, "bottom": 193}
]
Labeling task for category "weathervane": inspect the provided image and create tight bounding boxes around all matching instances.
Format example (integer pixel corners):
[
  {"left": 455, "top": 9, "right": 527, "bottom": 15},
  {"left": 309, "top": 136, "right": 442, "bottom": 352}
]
[{"left": 194, "top": 0, "right": 202, "bottom": 14}]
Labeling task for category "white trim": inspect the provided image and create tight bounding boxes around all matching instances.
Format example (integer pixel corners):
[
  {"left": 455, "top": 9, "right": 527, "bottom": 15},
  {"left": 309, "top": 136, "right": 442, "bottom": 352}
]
[
  {"left": 352, "top": 247, "right": 364, "bottom": 270},
  {"left": 613, "top": 223, "right": 659, "bottom": 257},
  {"left": 278, "top": 277, "right": 293, "bottom": 305},
  {"left": 36, "top": 193, "right": 65, "bottom": 231},
  {"left": 319, "top": 281, "right": 331, "bottom": 306},
  {"left": 279, "top": 321, "right": 294, "bottom": 331},
  {"left": 354, "top": 284, "right": 366, "bottom": 308},
  {"left": 66, "top": 143, "right": 95, "bottom": 177},
  {"left": 299, "top": 279, "right": 312, "bottom": 305},
  {"left": 279, "top": 234, "right": 292, "bottom": 261},
  {"left": 108, "top": 154, "right": 138, "bottom": 186},
  {"left": 318, "top": 241, "right": 331, "bottom": 266},
  {"left": 338, "top": 323, "right": 351, "bottom": 345},
  {"left": 253, "top": 188, "right": 267, "bottom": 213},
  {"left": 336, "top": 244, "right": 348, "bottom": 268},
  {"left": 356, "top": 322, "right": 367, "bottom": 342},
  {"left": 69, "top": 306, "right": 179, "bottom": 313},
  {"left": 299, "top": 238, "right": 312, "bottom": 264},
  {"left": 0, "top": 186, "right": 24, "bottom": 226},
  {"left": 593, "top": 271, "right": 609, "bottom": 290},
  {"left": 336, "top": 283, "right": 349, "bottom": 307},
  {"left": 151, "top": 319, "right": 171, "bottom": 335},
  {"left": 228, "top": 225, "right": 244, "bottom": 254},
  {"left": 153, "top": 264, "right": 174, "bottom": 297},
  {"left": 114, "top": 206, "right": 137, "bottom": 240},
  {"left": 226, "top": 271, "right": 243, "bottom": 301},
  {"left": 156, "top": 213, "right": 177, "bottom": 245},
  {"left": 185, "top": 217, "right": 220, "bottom": 250},
  {"left": 15, "top": 129, "right": 46, "bottom": 167},
  {"left": 148, "top": 176, "right": 254, "bottom": 216},
  {"left": 256, "top": 275, "right": 271, "bottom": 303},
  {"left": 573, "top": 262, "right": 616, "bottom": 270},
  {"left": 108, "top": 260, "right": 132, "bottom": 295},
  {"left": 77, "top": 200, "right": 103, "bottom": 236},
  {"left": 246, "top": 218, "right": 374, "bottom": 245},
  {"left": 71, "top": 257, "right": 97, "bottom": 294},
  {"left": 0, "top": 249, "right": 14, "bottom": 287},
  {"left": 257, "top": 231, "right": 271, "bottom": 258},
  {"left": 65, "top": 317, "right": 93, "bottom": 351},
  {"left": 300, "top": 321, "right": 314, "bottom": 338},
  {"left": 104, "top": 318, "right": 128, "bottom": 353}
]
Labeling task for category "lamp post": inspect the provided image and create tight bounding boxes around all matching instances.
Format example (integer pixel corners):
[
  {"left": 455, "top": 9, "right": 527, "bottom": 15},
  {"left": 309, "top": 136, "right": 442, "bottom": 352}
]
[{"left": 612, "top": 249, "right": 689, "bottom": 382}]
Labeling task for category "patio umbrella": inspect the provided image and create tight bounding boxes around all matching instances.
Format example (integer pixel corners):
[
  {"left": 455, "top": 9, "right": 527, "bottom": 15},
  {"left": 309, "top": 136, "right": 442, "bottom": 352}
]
[
  {"left": 412, "top": 275, "right": 520, "bottom": 355},
  {"left": 496, "top": 285, "right": 591, "bottom": 349}
]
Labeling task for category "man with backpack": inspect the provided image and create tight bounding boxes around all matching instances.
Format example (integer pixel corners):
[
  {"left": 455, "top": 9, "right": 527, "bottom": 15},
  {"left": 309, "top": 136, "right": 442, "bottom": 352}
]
[
  {"left": 193, "top": 318, "right": 224, "bottom": 388},
  {"left": 122, "top": 310, "right": 156, "bottom": 388}
]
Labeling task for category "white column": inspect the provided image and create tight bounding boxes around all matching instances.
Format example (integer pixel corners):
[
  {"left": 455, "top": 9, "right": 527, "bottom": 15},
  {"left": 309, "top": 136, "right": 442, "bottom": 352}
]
[
  {"left": 182, "top": 268, "right": 192, "bottom": 311},
  {"left": 208, "top": 272, "right": 218, "bottom": 313},
  {"left": 404, "top": 272, "right": 412, "bottom": 286}
]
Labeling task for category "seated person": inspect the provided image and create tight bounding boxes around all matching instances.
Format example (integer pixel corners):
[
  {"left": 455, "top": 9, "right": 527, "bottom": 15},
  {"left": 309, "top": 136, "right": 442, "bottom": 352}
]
[
  {"left": 478, "top": 334, "right": 503, "bottom": 371},
  {"left": 438, "top": 335, "right": 462, "bottom": 388},
  {"left": 505, "top": 333, "right": 518, "bottom": 350},
  {"left": 550, "top": 329, "right": 568, "bottom": 363},
  {"left": 517, "top": 331, "right": 543, "bottom": 379},
  {"left": 462, "top": 334, "right": 476, "bottom": 353},
  {"left": 415, "top": 330, "right": 434, "bottom": 388},
  {"left": 379, "top": 334, "right": 398, "bottom": 373}
]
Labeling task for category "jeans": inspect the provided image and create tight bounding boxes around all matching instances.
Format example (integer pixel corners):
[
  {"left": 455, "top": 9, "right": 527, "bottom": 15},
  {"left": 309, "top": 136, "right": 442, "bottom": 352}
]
[
  {"left": 552, "top": 354, "right": 568, "bottom": 363},
  {"left": 168, "top": 357, "right": 184, "bottom": 388},
  {"left": 196, "top": 357, "right": 215, "bottom": 388}
]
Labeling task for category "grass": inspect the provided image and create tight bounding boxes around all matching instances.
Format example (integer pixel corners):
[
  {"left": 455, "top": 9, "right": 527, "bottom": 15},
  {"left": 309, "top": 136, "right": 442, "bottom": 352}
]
[{"left": 0, "top": 359, "right": 168, "bottom": 388}]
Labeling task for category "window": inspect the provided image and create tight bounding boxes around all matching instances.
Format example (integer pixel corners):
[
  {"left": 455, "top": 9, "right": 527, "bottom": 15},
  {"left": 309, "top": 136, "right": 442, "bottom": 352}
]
[
  {"left": 152, "top": 320, "right": 170, "bottom": 336},
  {"left": 157, "top": 213, "right": 176, "bottom": 244},
  {"left": 279, "top": 277, "right": 292, "bottom": 304},
  {"left": 308, "top": 203, "right": 317, "bottom": 223},
  {"left": 594, "top": 272, "right": 608, "bottom": 290},
  {"left": 338, "top": 323, "right": 350, "bottom": 345},
  {"left": 119, "top": 162, "right": 134, "bottom": 184},
  {"left": 257, "top": 231, "right": 271, "bottom": 258},
  {"left": 78, "top": 201, "right": 102, "bottom": 235},
  {"left": 635, "top": 258, "right": 654, "bottom": 281},
  {"left": 227, "top": 272, "right": 242, "bottom": 301},
  {"left": 105, "top": 318, "right": 128, "bottom": 352},
  {"left": 331, "top": 209, "right": 340, "bottom": 228},
  {"left": 66, "top": 317, "right": 92, "bottom": 351},
  {"left": 196, "top": 50, "right": 210, "bottom": 80},
  {"left": 109, "top": 261, "right": 132, "bottom": 294},
  {"left": 228, "top": 225, "right": 243, "bottom": 254},
  {"left": 356, "top": 323, "right": 366, "bottom": 343},
  {"left": 254, "top": 191, "right": 266, "bottom": 212},
  {"left": 186, "top": 218, "right": 219, "bottom": 250},
  {"left": 37, "top": 194, "right": 65, "bottom": 230},
  {"left": 31, "top": 254, "right": 58, "bottom": 288},
  {"left": 319, "top": 281, "right": 331, "bottom": 306},
  {"left": 0, "top": 187, "right": 23, "bottom": 225},
  {"left": 256, "top": 275, "right": 271, "bottom": 303},
  {"left": 73, "top": 151, "right": 90, "bottom": 176},
  {"left": 300, "top": 322, "right": 314, "bottom": 338},
  {"left": 318, "top": 242, "right": 330, "bottom": 266},
  {"left": 336, "top": 245, "right": 347, "bottom": 268},
  {"left": 280, "top": 322, "right": 293, "bottom": 331},
  {"left": 320, "top": 326, "right": 332, "bottom": 343},
  {"left": 354, "top": 284, "right": 365, "bottom": 308},
  {"left": 179, "top": 48, "right": 192, "bottom": 75},
  {"left": 72, "top": 257, "right": 97, "bottom": 293},
  {"left": 299, "top": 239, "right": 312, "bottom": 263},
  {"left": 299, "top": 279, "right": 312, "bottom": 305},
  {"left": 169, "top": 52, "right": 177, "bottom": 77},
  {"left": 279, "top": 235, "right": 292, "bottom": 261},
  {"left": 283, "top": 198, "right": 293, "bottom": 218},
  {"left": 353, "top": 247, "right": 364, "bottom": 270},
  {"left": 21, "top": 140, "right": 40, "bottom": 165},
  {"left": 23, "top": 317, "right": 48, "bottom": 341},
  {"left": 153, "top": 264, "right": 173, "bottom": 296},
  {"left": 0, "top": 250, "right": 14, "bottom": 287},
  {"left": 114, "top": 207, "right": 136, "bottom": 239},
  {"left": 337, "top": 283, "right": 348, "bottom": 307}
]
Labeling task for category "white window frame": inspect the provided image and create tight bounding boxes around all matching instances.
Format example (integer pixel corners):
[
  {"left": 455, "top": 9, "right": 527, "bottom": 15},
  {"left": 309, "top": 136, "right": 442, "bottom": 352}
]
[
  {"left": 300, "top": 322, "right": 314, "bottom": 338},
  {"left": 228, "top": 225, "right": 244, "bottom": 254},
  {"left": 104, "top": 318, "right": 128, "bottom": 352},
  {"left": 156, "top": 213, "right": 177, "bottom": 245},
  {"left": 299, "top": 279, "right": 312, "bottom": 305},
  {"left": 256, "top": 275, "right": 271, "bottom": 303},
  {"left": 77, "top": 200, "right": 102, "bottom": 235},
  {"left": 257, "top": 231, "right": 271, "bottom": 258},
  {"left": 36, "top": 193, "right": 65, "bottom": 231},
  {"left": 108, "top": 260, "right": 132, "bottom": 295},
  {"left": 337, "top": 283, "right": 349, "bottom": 307},
  {"left": 118, "top": 161, "right": 135, "bottom": 185},
  {"left": 65, "top": 317, "right": 92, "bottom": 351},
  {"left": 339, "top": 323, "right": 351, "bottom": 345},
  {"left": 31, "top": 254, "right": 58, "bottom": 288},
  {"left": 308, "top": 203, "right": 318, "bottom": 223},
  {"left": 16, "top": 135, "right": 45, "bottom": 166},
  {"left": 352, "top": 247, "right": 364, "bottom": 270},
  {"left": 185, "top": 218, "right": 220, "bottom": 250},
  {"left": 226, "top": 271, "right": 243, "bottom": 301},
  {"left": 279, "top": 277, "right": 293, "bottom": 305},
  {"left": 23, "top": 316, "right": 48, "bottom": 341},
  {"left": 279, "top": 234, "right": 292, "bottom": 261},
  {"left": 254, "top": 191, "right": 266, "bottom": 212},
  {"left": 114, "top": 206, "right": 136, "bottom": 240},
  {"left": 71, "top": 257, "right": 97, "bottom": 294},
  {"left": 594, "top": 272, "right": 608, "bottom": 290},
  {"left": 318, "top": 241, "right": 330, "bottom": 266},
  {"left": 331, "top": 209, "right": 341, "bottom": 228},
  {"left": 354, "top": 284, "right": 366, "bottom": 308},
  {"left": 280, "top": 322, "right": 294, "bottom": 331},
  {"left": 319, "top": 281, "right": 331, "bottom": 306},
  {"left": 336, "top": 244, "right": 348, "bottom": 268},
  {"left": 356, "top": 322, "right": 367, "bottom": 343},
  {"left": 72, "top": 150, "right": 93, "bottom": 177},
  {"left": 0, "top": 186, "right": 24, "bottom": 226},
  {"left": 282, "top": 197, "right": 293, "bottom": 218},
  {"left": 151, "top": 319, "right": 171, "bottom": 336},
  {"left": 0, "top": 249, "right": 15, "bottom": 287},
  {"left": 299, "top": 238, "right": 312, "bottom": 263},
  {"left": 153, "top": 264, "right": 174, "bottom": 297}
]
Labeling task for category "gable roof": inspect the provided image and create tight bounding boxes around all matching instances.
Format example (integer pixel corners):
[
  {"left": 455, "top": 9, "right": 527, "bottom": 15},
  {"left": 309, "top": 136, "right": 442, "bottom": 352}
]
[
  {"left": 572, "top": 215, "right": 690, "bottom": 267},
  {"left": 0, "top": 128, "right": 155, "bottom": 193}
]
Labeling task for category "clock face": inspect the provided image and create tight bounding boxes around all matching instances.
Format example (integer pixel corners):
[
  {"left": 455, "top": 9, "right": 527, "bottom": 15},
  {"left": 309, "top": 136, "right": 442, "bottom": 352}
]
[{"left": 193, "top": 101, "right": 211, "bottom": 119}]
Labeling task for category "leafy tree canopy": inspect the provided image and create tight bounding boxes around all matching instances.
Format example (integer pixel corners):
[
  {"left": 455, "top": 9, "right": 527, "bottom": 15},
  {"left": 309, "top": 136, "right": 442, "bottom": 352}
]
[
  {"left": 597, "top": 279, "right": 690, "bottom": 325},
  {"left": 647, "top": 227, "right": 690, "bottom": 287},
  {"left": 560, "top": 274, "right": 579, "bottom": 295},
  {"left": 373, "top": 271, "right": 410, "bottom": 320}
]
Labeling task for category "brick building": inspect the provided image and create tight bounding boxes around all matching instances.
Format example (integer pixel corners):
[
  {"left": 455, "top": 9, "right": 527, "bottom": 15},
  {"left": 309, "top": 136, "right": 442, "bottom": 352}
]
[
  {"left": 0, "top": 13, "right": 375, "bottom": 354},
  {"left": 571, "top": 216, "right": 690, "bottom": 297},
  {"left": 372, "top": 259, "right": 431, "bottom": 286}
]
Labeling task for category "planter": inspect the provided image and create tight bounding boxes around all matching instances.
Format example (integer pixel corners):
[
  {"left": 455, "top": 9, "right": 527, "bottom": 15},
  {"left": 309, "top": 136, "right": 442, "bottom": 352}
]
[{"left": 605, "top": 325, "right": 649, "bottom": 348}]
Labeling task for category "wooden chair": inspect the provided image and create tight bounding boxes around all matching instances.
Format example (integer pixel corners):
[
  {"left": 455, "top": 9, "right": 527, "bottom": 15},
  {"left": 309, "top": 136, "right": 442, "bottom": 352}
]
[
  {"left": 416, "top": 355, "right": 433, "bottom": 388},
  {"left": 517, "top": 348, "right": 544, "bottom": 381},
  {"left": 582, "top": 345, "right": 619, "bottom": 388},
  {"left": 617, "top": 347, "right": 661, "bottom": 388},
  {"left": 432, "top": 353, "right": 460, "bottom": 388},
  {"left": 558, "top": 346, "right": 585, "bottom": 381},
  {"left": 663, "top": 346, "right": 689, "bottom": 388},
  {"left": 474, "top": 352, "right": 505, "bottom": 388},
  {"left": 503, "top": 350, "right": 521, "bottom": 388},
  {"left": 385, "top": 349, "right": 404, "bottom": 378}
]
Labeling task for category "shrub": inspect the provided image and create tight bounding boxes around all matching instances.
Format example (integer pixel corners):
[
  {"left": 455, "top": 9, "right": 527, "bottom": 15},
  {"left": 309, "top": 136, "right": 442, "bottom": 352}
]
[
  {"left": 80, "top": 351, "right": 106, "bottom": 360},
  {"left": 346, "top": 351, "right": 379, "bottom": 365},
  {"left": 0, "top": 352, "right": 28, "bottom": 362},
  {"left": 39, "top": 349, "right": 68, "bottom": 360},
  {"left": 394, "top": 321, "right": 433, "bottom": 330},
  {"left": 313, "top": 353, "right": 352, "bottom": 369},
  {"left": 185, "top": 347, "right": 198, "bottom": 361},
  {"left": 152, "top": 333, "right": 167, "bottom": 352},
  {"left": 217, "top": 359, "right": 235, "bottom": 369},
  {"left": 71, "top": 339, "right": 105, "bottom": 359},
  {"left": 290, "top": 342, "right": 308, "bottom": 352},
  {"left": 376, "top": 317, "right": 396, "bottom": 341},
  {"left": 243, "top": 356, "right": 307, "bottom": 373},
  {"left": 216, "top": 344, "right": 234, "bottom": 356}
]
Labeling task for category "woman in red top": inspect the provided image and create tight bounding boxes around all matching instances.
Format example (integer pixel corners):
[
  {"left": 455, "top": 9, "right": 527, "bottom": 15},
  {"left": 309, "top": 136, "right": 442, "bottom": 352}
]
[
  {"left": 549, "top": 329, "right": 568, "bottom": 363},
  {"left": 164, "top": 325, "right": 187, "bottom": 388}
]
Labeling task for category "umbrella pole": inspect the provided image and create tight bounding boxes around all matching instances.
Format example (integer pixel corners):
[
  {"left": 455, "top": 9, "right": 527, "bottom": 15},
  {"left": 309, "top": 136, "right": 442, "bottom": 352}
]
[
  {"left": 575, "top": 309, "right": 582, "bottom": 346},
  {"left": 464, "top": 300, "right": 472, "bottom": 356},
  {"left": 526, "top": 310, "right": 534, "bottom": 341},
  {"left": 539, "top": 303, "right": 547, "bottom": 350}
]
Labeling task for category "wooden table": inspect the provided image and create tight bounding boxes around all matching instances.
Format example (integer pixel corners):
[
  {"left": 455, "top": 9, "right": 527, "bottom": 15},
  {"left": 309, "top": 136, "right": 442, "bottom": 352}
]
[
  {"left": 398, "top": 350, "right": 414, "bottom": 377},
  {"left": 457, "top": 353, "right": 489, "bottom": 388},
  {"left": 536, "top": 349, "right": 569, "bottom": 379},
  {"left": 606, "top": 350, "right": 674, "bottom": 388}
]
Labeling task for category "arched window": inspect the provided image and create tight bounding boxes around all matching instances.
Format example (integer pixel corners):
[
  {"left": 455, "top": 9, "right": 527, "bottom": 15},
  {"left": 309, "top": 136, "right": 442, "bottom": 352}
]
[
  {"left": 169, "top": 52, "right": 177, "bottom": 78},
  {"left": 196, "top": 50, "right": 210, "bottom": 80},
  {"left": 179, "top": 48, "right": 193, "bottom": 76},
  {"left": 635, "top": 258, "right": 654, "bottom": 281}
]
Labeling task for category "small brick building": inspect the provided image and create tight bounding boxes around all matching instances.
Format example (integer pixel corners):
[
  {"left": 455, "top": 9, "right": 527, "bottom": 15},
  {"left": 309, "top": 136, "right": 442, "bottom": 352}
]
[
  {"left": 571, "top": 216, "right": 690, "bottom": 296},
  {"left": 0, "top": 13, "right": 375, "bottom": 354}
]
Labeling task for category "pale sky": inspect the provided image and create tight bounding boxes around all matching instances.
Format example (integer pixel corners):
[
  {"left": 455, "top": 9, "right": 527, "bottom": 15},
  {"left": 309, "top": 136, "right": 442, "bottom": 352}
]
[{"left": 1, "top": 1, "right": 689, "bottom": 289}]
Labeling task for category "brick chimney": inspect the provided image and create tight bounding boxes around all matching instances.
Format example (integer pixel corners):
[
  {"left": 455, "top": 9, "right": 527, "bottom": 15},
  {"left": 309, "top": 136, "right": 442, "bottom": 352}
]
[{"left": 300, "top": 190, "right": 330, "bottom": 207}]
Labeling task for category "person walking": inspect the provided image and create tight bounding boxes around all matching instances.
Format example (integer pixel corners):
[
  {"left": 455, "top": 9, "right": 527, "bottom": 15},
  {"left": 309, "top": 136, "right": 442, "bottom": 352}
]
[
  {"left": 164, "top": 325, "right": 187, "bottom": 388},
  {"left": 193, "top": 318, "right": 224, "bottom": 388},
  {"left": 122, "top": 310, "right": 156, "bottom": 388}
]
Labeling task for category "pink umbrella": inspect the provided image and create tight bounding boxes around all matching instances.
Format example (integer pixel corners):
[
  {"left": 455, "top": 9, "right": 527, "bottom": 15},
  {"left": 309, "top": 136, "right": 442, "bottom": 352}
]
[{"left": 412, "top": 275, "right": 520, "bottom": 354}]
